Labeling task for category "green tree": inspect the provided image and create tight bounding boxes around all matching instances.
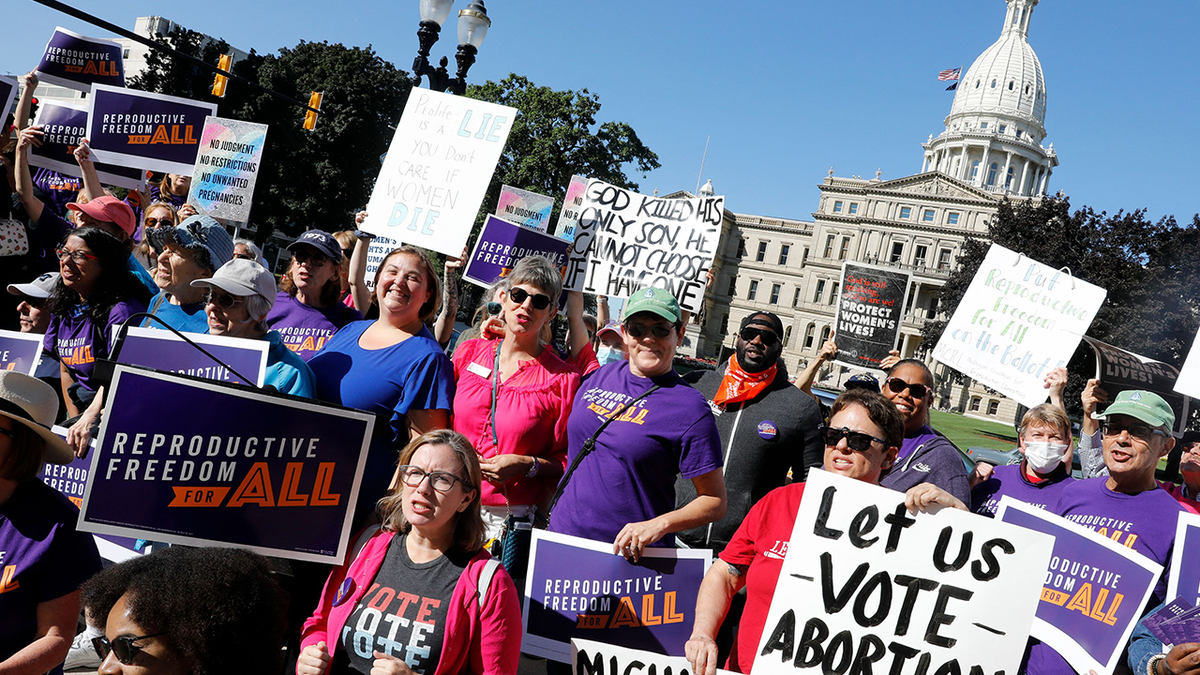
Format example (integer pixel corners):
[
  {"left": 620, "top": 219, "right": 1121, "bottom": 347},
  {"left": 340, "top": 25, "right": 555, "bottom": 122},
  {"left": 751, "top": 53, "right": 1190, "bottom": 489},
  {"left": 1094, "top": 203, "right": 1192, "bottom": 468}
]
[{"left": 127, "top": 27, "right": 235, "bottom": 105}]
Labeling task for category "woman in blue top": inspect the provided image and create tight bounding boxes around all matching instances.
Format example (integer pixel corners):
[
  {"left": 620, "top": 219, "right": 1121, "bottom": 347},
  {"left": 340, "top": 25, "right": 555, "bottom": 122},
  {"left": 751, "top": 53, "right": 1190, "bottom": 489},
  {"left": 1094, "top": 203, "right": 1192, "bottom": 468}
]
[{"left": 309, "top": 245, "right": 455, "bottom": 519}]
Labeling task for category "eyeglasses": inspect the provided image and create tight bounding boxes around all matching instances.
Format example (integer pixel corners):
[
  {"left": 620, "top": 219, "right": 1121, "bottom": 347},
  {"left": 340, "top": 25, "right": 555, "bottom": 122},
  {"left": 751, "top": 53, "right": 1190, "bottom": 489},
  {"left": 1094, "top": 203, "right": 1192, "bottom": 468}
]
[
  {"left": 624, "top": 321, "right": 676, "bottom": 340},
  {"left": 1101, "top": 421, "right": 1167, "bottom": 443},
  {"left": 204, "top": 290, "right": 245, "bottom": 310},
  {"left": 293, "top": 249, "right": 330, "bottom": 266},
  {"left": 143, "top": 217, "right": 172, "bottom": 228},
  {"left": 739, "top": 326, "right": 780, "bottom": 347},
  {"left": 92, "top": 632, "right": 168, "bottom": 665},
  {"left": 821, "top": 426, "right": 887, "bottom": 452},
  {"left": 232, "top": 253, "right": 255, "bottom": 261},
  {"left": 398, "top": 465, "right": 471, "bottom": 493},
  {"left": 885, "top": 377, "right": 929, "bottom": 400},
  {"left": 55, "top": 247, "right": 99, "bottom": 264},
  {"left": 508, "top": 287, "right": 552, "bottom": 310}
]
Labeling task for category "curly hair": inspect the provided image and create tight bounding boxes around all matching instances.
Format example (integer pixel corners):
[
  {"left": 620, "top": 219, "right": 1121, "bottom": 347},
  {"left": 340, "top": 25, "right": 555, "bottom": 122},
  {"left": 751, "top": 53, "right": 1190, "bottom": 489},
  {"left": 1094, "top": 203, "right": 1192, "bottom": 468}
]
[
  {"left": 49, "top": 227, "right": 153, "bottom": 325},
  {"left": 80, "top": 546, "right": 287, "bottom": 675},
  {"left": 830, "top": 388, "right": 906, "bottom": 451}
]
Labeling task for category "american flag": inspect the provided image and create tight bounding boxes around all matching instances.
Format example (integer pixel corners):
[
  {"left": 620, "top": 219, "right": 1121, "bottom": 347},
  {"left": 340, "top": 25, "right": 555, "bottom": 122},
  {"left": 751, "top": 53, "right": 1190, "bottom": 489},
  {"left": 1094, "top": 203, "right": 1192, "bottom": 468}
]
[{"left": 938, "top": 67, "right": 961, "bottom": 82}]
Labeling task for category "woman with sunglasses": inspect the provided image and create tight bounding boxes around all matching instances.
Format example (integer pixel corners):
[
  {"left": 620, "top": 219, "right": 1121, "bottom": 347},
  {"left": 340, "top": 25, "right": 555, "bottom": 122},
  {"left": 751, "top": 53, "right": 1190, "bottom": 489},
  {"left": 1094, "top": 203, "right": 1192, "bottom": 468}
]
[
  {"left": 268, "top": 230, "right": 363, "bottom": 361},
  {"left": 80, "top": 546, "right": 286, "bottom": 675},
  {"left": 549, "top": 287, "right": 726, "bottom": 563},
  {"left": 685, "top": 389, "right": 964, "bottom": 675},
  {"left": 43, "top": 228, "right": 152, "bottom": 417},
  {"left": 449, "top": 256, "right": 582, "bottom": 548},
  {"left": 0, "top": 371, "right": 102, "bottom": 675},
  {"left": 876, "top": 359, "right": 970, "bottom": 505},
  {"left": 132, "top": 202, "right": 178, "bottom": 271},
  {"left": 298, "top": 430, "right": 521, "bottom": 675}
]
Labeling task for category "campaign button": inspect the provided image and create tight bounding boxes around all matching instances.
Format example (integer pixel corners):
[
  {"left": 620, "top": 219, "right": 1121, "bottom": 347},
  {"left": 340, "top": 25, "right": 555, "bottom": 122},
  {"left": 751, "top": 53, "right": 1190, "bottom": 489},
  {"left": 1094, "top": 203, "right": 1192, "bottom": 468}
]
[
  {"left": 333, "top": 577, "right": 355, "bottom": 607},
  {"left": 757, "top": 420, "right": 778, "bottom": 440}
]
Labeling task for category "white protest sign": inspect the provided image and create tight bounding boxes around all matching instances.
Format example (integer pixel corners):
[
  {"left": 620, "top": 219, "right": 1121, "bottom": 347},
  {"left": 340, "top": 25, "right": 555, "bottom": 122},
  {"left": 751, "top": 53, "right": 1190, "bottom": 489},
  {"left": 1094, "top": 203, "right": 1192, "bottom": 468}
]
[
  {"left": 1176, "top": 328, "right": 1200, "bottom": 400},
  {"left": 754, "top": 470, "right": 1053, "bottom": 675},
  {"left": 362, "top": 234, "right": 402, "bottom": 292},
  {"left": 932, "top": 244, "right": 1107, "bottom": 407},
  {"left": 564, "top": 179, "right": 723, "bottom": 313},
  {"left": 187, "top": 116, "right": 268, "bottom": 223},
  {"left": 362, "top": 89, "right": 515, "bottom": 257},
  {"left": 570, "top": 639, "right": 735, "bottom": 675},
  {"left": 554, "top": 174, "right": 589, "bottom": 242}
]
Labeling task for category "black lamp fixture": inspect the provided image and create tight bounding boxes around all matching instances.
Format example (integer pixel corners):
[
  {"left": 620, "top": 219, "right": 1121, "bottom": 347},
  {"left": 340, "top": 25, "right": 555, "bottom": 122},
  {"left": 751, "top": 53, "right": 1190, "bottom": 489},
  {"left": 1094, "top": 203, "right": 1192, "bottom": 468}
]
[{"left": 413, "top": 0, "right": 491, "bottom": 95}]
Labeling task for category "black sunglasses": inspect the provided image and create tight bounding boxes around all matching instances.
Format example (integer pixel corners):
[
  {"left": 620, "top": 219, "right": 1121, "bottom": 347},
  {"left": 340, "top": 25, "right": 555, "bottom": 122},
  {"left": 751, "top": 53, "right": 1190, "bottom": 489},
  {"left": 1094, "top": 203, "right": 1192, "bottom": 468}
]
[
  {"left": 821, "top": 426, "right": 887, "bottom": 452},
  {"left": 885, "top": 377, "right": 929, "bottom": 400},
  {"left": 293, "top": 249, "right": 330, "bottom": 266},
  {"left": 204, "top": 290, "right": 245, "bottom": 310},
  {"left": 739, "top": 326, "right": 779, "bottom": 347},
  {"left": 93, "top": 632, "right": 168, "bottom": 665},
  {"left": 624, "top": 321, "right": 676, "bottom": 339},
  {"left": 508, "top": 287, "right": 552, "bottom": 310},
  {"left": 232, "top": 252, "right": 255, "bottom": 261},
  {"left": 1100, "top": 421, "right": 1167, "bottom": 443}
]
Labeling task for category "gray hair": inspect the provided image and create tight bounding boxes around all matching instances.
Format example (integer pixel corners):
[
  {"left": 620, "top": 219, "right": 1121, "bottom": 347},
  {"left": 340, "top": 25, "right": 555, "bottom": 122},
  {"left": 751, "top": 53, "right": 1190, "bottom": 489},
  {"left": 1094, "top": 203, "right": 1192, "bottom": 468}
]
[
  {"left": 233, "top": 238, "right": 263, "bottom": 264},
  {"left": 245, "top": 293, "right": 273, "bottom": 333},
  {"left": 506, "top": 255, "right": 563, "bottom": 306}
]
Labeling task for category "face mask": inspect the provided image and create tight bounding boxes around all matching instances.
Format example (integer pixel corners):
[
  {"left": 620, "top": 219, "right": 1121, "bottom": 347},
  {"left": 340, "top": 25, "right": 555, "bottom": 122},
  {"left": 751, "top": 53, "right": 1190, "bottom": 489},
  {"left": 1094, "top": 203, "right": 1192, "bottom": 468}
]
[
  {"left": 1024, "top": 441, "right": 1069, "bottom": 473},
  {"left": 597, "top": 346, "right": 623, "bottom": 366}
]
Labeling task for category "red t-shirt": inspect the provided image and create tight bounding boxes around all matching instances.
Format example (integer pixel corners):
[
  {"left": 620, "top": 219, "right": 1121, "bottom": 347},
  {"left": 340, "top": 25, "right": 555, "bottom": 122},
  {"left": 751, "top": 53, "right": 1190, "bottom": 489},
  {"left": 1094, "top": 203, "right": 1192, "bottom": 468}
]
[{"left": 718, "top": 482, "right": 807, "bottom": 674}]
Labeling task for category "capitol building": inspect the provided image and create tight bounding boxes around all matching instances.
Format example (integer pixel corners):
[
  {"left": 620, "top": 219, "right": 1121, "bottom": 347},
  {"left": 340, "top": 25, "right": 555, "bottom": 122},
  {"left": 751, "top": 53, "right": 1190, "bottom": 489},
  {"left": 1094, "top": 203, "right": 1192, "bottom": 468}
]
[{"left": 686, "top": 0, "right": 1058, "bottom": 423}]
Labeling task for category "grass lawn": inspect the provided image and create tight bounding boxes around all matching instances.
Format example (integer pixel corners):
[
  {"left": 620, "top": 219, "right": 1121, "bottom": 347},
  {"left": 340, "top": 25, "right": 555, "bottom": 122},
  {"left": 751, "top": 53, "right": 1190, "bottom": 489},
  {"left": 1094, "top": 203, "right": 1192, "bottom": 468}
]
[{"left": 930, "top": 409, "right": 1018, "bottom": 452}]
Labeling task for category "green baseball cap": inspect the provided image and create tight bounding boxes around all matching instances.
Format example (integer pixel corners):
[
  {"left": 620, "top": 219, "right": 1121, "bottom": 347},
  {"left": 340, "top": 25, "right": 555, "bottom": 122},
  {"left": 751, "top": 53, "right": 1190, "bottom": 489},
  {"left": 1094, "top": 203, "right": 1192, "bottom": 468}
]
[
  {"left": 622, "top": 286, "right": 682, "bottom": 324},
  {"left": 1095, "top": 390, "right": 1175, "bottom": 430}
]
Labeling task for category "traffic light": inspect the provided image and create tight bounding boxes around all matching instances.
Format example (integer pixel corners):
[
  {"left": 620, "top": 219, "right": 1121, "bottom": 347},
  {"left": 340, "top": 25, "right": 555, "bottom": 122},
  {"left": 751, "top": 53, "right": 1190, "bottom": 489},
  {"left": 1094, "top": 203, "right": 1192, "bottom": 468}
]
[
  {"left": 211, "top": 54, "right": 233, "bottom": 98},
  {"left": 303, "top": 91, "right": 323, "bottom": 131}
]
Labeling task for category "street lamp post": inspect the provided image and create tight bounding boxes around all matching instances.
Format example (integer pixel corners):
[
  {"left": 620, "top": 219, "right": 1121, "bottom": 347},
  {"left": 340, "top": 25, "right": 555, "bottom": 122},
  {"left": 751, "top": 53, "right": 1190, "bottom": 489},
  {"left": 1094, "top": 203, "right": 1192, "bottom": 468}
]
[{"left": 412, "top": 0, "right": 491, "bottom": 95}]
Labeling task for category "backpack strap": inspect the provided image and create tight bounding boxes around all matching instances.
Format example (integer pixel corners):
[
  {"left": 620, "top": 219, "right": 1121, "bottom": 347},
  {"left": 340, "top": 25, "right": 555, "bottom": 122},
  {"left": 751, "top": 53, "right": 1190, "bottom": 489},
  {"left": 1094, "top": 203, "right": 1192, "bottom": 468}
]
[
  {"left": 476, "top": 558, "right": 501, "bottom": 609},
  {"left": 148, "top": 292, "right": 167, "bottom": 316},
  {"left": 350, "top": 524, "right": 382, "bottom": 563}
]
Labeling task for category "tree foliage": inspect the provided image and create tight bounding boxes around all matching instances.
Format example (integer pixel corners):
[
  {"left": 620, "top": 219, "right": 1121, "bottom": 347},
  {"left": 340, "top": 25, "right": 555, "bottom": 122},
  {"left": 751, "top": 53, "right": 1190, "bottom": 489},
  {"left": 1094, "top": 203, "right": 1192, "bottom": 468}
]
[
  {"left": 128, "top": 28, "right": 234, "bottom": 103},
  {"left": 922, "top": 197, "right": 1200, "bottom": 417}
]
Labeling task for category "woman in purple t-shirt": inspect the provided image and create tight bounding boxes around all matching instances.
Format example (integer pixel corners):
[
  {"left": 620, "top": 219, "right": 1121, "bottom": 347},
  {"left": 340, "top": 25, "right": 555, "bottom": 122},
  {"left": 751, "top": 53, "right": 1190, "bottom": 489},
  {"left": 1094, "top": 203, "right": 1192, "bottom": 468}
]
[{"left": 267, "top": 230, "right": 363, "bottom": 361}]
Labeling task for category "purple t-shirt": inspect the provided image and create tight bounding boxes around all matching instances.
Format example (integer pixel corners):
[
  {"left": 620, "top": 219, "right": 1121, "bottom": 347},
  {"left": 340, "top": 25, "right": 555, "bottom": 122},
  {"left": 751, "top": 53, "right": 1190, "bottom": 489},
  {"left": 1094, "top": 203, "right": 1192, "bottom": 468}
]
[
  {"left": 265, "top": 291, "right": 363, "bottom": 361},
  {"left": 549, "top": 361, "right": 722, "bottom": 546},
  {"left": 32, "top": 168, "right": 81, "bottom": 219},
  {"left": 43, "top": 299, "right": 147, "bottom": 391},
  {"left": 0, "top": 479, "right": 103, "bottom": 673},
  {"left": 971, "top": 463, "right": 1074, "bottom": 517}
]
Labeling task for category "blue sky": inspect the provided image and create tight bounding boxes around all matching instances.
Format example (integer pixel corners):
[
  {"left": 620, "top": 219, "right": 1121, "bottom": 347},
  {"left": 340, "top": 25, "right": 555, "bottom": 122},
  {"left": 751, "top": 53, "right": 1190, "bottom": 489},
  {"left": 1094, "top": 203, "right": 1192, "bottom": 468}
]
[{"left": 6, "top": 0, "right": 1197, "bottom": 224}]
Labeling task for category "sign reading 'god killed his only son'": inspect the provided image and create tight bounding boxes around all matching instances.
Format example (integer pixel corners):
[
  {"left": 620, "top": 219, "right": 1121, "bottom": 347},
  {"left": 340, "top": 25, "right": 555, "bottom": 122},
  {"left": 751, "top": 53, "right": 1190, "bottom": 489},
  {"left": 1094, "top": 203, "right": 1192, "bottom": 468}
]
[
  {"left": 79, "top": 367, "right": 374, "bottom": 564},
  {"left": 362, "top": 88, "right": 515, "bottom": 257},
  {"left": 522, "top": 530, "right": 711, "bottom": 663},
  {"left": 833, "top": 263, "right": 911, "bottom": 370},
  {"left": 753, "top": 470, "right": 1054, "bottom": 675},
  {"left": 86, "top": 84, "right": 218, "bottom": 176},
  {"left": 996, "top": 499, "right": 1163, "bottom": 675},
  {"left": 932, "top": 244, "right": 1107, "bottom": 407},
  {"left": 565, "top": 179, "right": 723, "bottom": 314},
  {"left": 36, "top": 27, "right": 125, "bottom": 91},
  {"left": 30, "top": 100, "right": 144, "bottom": 190},
  {"left": 187, "top": 116, "right": 268, "bottom": 223}
]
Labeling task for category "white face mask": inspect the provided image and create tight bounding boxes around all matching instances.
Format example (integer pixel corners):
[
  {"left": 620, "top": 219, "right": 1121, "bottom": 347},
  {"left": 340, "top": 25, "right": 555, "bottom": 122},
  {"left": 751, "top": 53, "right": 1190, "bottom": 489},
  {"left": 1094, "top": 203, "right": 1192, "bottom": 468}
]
[
  {"left": 1024, "top": 441, "right": 1069, "bottom": 473},
  {"left": 597, "top": 346, "right": 623, "bottom": 366}
]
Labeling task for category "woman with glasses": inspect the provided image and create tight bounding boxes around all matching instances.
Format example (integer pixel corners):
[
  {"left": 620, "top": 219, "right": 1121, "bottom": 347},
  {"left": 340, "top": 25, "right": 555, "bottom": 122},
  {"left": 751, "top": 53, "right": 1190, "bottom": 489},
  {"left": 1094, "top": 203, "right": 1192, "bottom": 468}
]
[
  {"left": 0, "top": 371, "right": 102, "bottom": 675},
  {"left": 548, "top": 287, "right": 726, "bottom": 563},
  {"left": 43, "top": 228, "right": 152, "bottom": 417},
  {"left": 449, "top": 256, "right": 581, "bottom": 548},
  {"left": 685, "top": 389, "right": 963, "bottom": 675},
  {"left": 79, "top": 546, "right": 286, "bottom": 675},
  {"left": 267, "top": 230, "right": 363, "bottom": 361},
  {"left": 298, "top": 429, "right": 521, "bottom": 675},
  {"left": 876, "top": 359, "right": 970, "bottom": 505}
]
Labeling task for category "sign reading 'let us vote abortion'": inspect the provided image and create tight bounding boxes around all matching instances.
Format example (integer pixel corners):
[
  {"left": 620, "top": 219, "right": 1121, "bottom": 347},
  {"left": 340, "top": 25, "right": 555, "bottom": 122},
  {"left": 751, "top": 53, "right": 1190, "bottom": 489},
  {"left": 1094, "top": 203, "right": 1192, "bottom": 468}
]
[
  {"left": 363, "top": 89, "right": 515, "bottom": 257},
  {"left": 754, "top": 471, "right": 1053, "bottom": 675},
  {"left": 932, "top": 244, "right": 1107, "bottom": 407},
  {"left": 79, "top": 367, "right": 374, "bottom": 564},
  {"left": 86, "top": 84, "right": 218, "bottom": 176},
  {"left": 565, "top": 180, "right": 723, "bottom": 313},
  {"left": 36, "top": 27, "right": 125, "bottom": 91}
]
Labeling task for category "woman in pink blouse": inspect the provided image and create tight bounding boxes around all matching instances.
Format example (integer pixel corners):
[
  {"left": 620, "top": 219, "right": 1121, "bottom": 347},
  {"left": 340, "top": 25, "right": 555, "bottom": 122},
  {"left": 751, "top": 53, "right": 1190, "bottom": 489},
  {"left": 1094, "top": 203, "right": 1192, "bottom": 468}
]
[{"left": 450, "top": 255, "right": 581, "bottom": 549}]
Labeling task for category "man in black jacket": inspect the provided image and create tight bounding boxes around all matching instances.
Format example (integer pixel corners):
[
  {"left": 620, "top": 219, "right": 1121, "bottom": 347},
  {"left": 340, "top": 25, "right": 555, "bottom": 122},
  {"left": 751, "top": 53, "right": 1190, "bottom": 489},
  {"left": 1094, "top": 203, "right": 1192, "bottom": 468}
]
[{"left": 675, "top": 311, "right": 825, "bottom": 553}]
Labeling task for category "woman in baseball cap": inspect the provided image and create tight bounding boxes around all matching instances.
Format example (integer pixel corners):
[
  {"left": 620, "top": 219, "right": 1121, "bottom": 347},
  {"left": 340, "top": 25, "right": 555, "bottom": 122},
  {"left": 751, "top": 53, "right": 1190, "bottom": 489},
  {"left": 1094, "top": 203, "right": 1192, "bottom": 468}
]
[{"left": 267, "top": 230, "right": 363, "bottom": 361}]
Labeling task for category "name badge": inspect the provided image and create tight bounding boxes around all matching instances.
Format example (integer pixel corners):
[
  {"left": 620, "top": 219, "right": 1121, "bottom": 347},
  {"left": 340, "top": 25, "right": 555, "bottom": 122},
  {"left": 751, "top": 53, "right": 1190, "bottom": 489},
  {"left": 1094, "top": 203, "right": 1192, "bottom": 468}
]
[{"left": 467, "top": 362, "right": 492, "bottom": 379}]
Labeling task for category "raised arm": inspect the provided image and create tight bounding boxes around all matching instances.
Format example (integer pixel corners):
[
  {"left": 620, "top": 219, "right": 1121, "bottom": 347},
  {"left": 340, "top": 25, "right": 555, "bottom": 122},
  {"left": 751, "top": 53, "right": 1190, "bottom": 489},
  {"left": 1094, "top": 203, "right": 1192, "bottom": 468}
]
[
  {"left": 73, "top": 139, "right": 105, "bottom": 202},
  {"left": 348, "top": 213, "right": 373, "bottom": 313},
  {"left": 796, "top": 339, "right": 837, "bottom": 397},
  {"left": 14, "top": 127, "right": 45, "bottom": 225},
  {"left": 432, "top": 248, "right": 464, "bottom": 347},
  {"left": 565, "top": 290, "right": 590, "bottom": 359},
  {"left": 1043, "top": 366, "right": 1067, "bottom": 412},
  {"left": 14, "top": 72, "right": 37, "bottom": 131}
]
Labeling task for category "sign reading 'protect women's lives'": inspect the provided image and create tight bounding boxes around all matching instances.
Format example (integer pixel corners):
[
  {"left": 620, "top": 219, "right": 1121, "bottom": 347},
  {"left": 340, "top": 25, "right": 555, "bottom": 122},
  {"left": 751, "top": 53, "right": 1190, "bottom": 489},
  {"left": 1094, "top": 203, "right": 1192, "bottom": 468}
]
[
  {"left": 362, "top": 89, "right": 515, "bottom": 257},
  {"left": 565, "top": 180, "right": 723, "bottom": 313},
  {"left": 754, "top": 470, "right": 1054, "bottom": 675},
  {"left": 833, "top": 262, "right": 911, "bottom": 370},
  {"left": 186, "top": 116, "right": 268, "bottom": 223},
  {"left": 30, "top": 100, "right": 144, "bottom": 190},
  {"left": 36, "top": 27, "right": 125, "bottom": 92},
  {"left": 79, "top": 367, "right": 375, "bottom": 564},
  {"left": 1083, "top": 336, "right": 1190, "bottom": 436},
  {"left": 522, "top": 530, "right": 711, "bottom": 663},
  {"left": 86, "top": 84, "right": 218, "bottom": 176},
  {"left": 931, "top": 244, "right": 1107, "bottom": 407},
  {"left": 996, "top": 499, "right": 1162, "bottom": 675}
]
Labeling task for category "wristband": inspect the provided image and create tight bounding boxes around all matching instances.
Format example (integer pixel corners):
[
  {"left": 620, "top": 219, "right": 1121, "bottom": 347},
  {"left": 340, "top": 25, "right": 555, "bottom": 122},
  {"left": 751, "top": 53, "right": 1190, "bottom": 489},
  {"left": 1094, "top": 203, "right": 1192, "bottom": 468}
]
[
  {"left": 1149, "top": 654, "right": 1165, "bottom": 675},
  {"left": 353, "top": 229, "right": 375, "bottom": 240}
]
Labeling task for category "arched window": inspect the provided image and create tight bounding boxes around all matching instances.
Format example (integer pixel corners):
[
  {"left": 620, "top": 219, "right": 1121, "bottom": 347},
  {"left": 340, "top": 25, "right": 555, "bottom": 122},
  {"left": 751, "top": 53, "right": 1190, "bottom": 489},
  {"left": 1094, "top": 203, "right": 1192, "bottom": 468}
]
[
  {"left": 1024, "top": 84, "right": 1031, "bottom": 95},
  {"left": 783, "top": 325, "right": 792, "bottom": 348},
  {"left": 804, "top": 323, "right": 817, "bottom": 349},
  {"left": 969, "top": 160, "right": 980, "bottom": 180},
  {"left": 1005, "top": 167, "right": 1015, "bottom": 189},
  {"left": 987, "top": 163, "right": 998, "bottom": 186},
  {"left": 819, "top": 326, "right": 831, "bottom": 345}
]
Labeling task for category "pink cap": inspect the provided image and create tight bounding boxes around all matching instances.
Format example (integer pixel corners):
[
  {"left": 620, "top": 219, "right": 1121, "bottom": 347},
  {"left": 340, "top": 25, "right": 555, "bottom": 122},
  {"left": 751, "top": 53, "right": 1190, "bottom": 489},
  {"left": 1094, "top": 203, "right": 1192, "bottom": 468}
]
[{"left": 67, "top": 196, "right": 137, "bottom": 238}]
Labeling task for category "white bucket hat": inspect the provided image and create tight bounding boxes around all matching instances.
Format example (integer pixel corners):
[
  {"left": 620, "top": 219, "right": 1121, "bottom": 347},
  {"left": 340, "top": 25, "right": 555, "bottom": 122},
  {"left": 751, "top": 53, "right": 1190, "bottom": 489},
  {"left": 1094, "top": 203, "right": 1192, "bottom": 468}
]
[{"left": 0, "top": 371, "right": 72, "bottom": 465}]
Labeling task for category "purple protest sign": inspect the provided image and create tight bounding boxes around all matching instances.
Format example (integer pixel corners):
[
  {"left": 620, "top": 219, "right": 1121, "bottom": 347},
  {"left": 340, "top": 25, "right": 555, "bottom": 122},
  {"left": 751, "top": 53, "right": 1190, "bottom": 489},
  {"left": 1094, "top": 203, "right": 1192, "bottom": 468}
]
[
  {"left": 521, "top": 530, "right": 711, "bottom": 663},
  {"left": 997, "top": 498, "right": 1162, "bottom": 675},
  {"left": 79, "top": 367, "right": 374, "bottom": 564},
  {"left": 0, "top": 76, "right": 16, "bottom": 131},
  {"left": 86, "top": 84, "right": 217, "bottom": 175},
  {"left": 0, "top": 329, "right": 45, "bottom": 376},
  {"left": 30, "top": 101, "right": 143, "bottom": 190},
  {"left": 463, "top": 215, "right": 571, "bottom": 289},
  {"left": 113, "top": 327, "right": 269, "bottom": 387},
  {"left": 1169, "top": 512, "right": 1200, "bottom": 609},
  {"left": 36, "top": 27, "right": 125, "bottom": 92}
]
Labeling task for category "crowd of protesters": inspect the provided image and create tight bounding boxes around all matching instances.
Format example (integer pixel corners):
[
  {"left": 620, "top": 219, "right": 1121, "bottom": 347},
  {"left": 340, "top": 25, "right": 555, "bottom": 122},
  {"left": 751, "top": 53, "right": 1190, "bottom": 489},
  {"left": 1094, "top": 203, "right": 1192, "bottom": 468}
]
[{"left": 3, "top": 73, "right": 1200, "bottom": 675}]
